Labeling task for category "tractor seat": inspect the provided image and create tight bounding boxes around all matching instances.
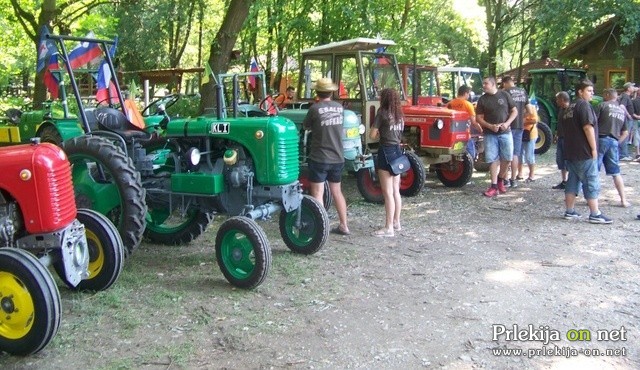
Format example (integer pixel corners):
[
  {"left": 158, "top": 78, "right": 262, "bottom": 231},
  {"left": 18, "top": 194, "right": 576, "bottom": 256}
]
[
  {"left": 5, "top": 108, "right": 22, "bottom": 125},
  {"left": 86, "top": 107, "right": 149, "bottom": 140}
]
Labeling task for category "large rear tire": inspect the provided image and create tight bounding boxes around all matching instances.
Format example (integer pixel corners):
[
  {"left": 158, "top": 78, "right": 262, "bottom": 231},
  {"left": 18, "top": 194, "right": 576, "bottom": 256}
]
[
  {"left": 355, "top": 166, "right": 383, "bottom": 204},
  {"left": 435, "top": 153, "right": 474, "bottom": 187},
  {"left": 37, "top": 125, "right": 63, "bottom": 146},
  {"left": 0, "top": 248, "right": 61, "bottom": 356},
  {"left": 63, "top": 136, "right": 147, "bottom": 257},
  {"left": 54, "top": 209, "right": 124, "bottom": 291},
  {"left": 278, "top": 195, "right": 329, "bottom": 255},
  {"left": 215, "top": 217, "right": 271, "bottom": 289}
]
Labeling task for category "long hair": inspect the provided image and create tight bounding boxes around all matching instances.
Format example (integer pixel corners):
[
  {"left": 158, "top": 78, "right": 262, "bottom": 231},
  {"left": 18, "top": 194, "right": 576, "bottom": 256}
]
[{"left": 379, "top": 88, "right": 403, "bottom": 124}]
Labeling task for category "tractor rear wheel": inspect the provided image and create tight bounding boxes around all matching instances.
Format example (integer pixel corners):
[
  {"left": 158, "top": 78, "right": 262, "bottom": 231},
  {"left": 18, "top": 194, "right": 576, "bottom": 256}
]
[
  {"left": 356, "top": 166, "right": 383, "bottom": 204},
  {"left": 0, "top": 248, "right": 61, "bottom": 356},
  {"left": 145, "top": 208, "right": 213, "bottom": 246},
  {"left": 215, "top": 217, "right": 271, "bottom": 289},
  {"left": 54, "top": 209, "right": 124, "bottom": 291},
  {"left": 37, "top": 125, "right": 63, "bottom": 146},
  {"left": 435, "top": 153, "right": 474, "bottom": 187},
  {"left": 279, "top": 195, "right": 329, "bottom": 255},
  {"left": 63, "top": 136, "right": 147, "bottom": 257}
]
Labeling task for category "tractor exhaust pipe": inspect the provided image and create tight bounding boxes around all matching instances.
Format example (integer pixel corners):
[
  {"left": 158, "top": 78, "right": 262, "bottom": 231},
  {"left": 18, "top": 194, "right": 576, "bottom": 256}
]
[{"left": 411, "top": 47, "right": 418, "bottom": 106}]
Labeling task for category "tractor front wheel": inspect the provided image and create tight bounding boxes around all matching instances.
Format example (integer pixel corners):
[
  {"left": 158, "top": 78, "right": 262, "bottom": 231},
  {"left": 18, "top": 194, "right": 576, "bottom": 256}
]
[
  {"left": 399, "top": 151, "right": 426, "bottom": 197},
  {"left": 535, "top": 121, "right": 552, "bottom": 155},
  {"left": 435, "top": 153, "right": 474, "bottom": 187},
  {"left": 54, "top": 209, "right": 124, "bottom": 291},
  {"left": 279, "top": 195, "right": 329, "bottom": 255},
  {"left": 215, "top": 217, "right": 271, "bottom": 289},
  {"left": 0, "top": 248, "right": 61, "bottom": 356}
]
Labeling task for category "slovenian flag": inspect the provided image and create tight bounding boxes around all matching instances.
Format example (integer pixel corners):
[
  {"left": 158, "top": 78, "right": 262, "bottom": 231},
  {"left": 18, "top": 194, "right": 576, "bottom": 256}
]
[
  {"left": 248, "top": 58, "right": 259, "bottom": 90},
  {"left": 36, "top": 26, "right": 57, "bottom": 73},
  {"left": 43, "top": 54, "right": 60, "bottom": 99},
  {"left": 95, "top": 37, "right": 119, "bottom": 104},
  {"left": 68, "top": 32, "right": 102, "bottom": 69}
]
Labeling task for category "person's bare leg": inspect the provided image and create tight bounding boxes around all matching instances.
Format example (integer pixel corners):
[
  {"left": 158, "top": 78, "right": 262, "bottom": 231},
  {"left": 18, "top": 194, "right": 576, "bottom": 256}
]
[
  {"left": 377, "top": 170, "right": 395, "bottom": 232},
  {"left": 489, "top": 161, "right": 499, "bottom": 184},
  {"left": 499, "top": 160, "right": 510, "bottom": 180},
  {"left": 392, "top": 174, "right": 401, "bottom": 230},
  {"left": 565, "top": 192, "right": 577, "bottom": 211},
  {"left": 612, "top": 175, "right": 630, "bottom": 207},
  {"left": 309, "top": 182, "right": 324, "bottom": 207},
  {"left": 328, "top": 181, "right": 349, "bottom": 233},
  {"left": 510, "top": 156, "right": 519, "bottom": 181}
]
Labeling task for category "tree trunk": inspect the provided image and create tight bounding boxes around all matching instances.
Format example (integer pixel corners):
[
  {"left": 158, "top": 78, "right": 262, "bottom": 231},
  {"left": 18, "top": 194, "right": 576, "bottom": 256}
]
[{"left": 199, "top": 0, "right": 256, "bottom": 114}]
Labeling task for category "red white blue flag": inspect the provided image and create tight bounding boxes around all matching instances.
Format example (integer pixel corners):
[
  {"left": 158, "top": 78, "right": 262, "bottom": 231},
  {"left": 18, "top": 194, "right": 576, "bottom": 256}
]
[
  {"left": 36, "top": 26, "right": 57, "bottom": 73},
  {"left": 248, "top": 58, "right": 259, "bottom": 90},
  {"left": 43, "top": 54, "right": 60, "bottom": 99},
  {"left": 95, "top": 37, "right": 119, "bottom": 103},
  {"left": 68, "top": 32, "right": 102, "bottom": 69}
]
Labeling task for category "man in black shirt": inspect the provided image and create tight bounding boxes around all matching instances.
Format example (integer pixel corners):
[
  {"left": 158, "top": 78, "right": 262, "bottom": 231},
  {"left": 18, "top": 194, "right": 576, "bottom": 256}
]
[
  {"left": 303, "top": 77, "right": 350, "bottom": 235},
  {"left": 502, "top": 76, "right": 528, "bottom": 188},
  {"left": 595, "top": 88, "right": 629, "bottom": 207},
  {"left": 563, "top": 79, "right": 612, "bottom": 224}
]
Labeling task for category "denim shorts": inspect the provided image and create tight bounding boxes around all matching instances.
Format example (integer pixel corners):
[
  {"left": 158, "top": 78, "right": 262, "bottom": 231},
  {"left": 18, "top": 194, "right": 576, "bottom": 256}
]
[
  {"left": 308, "top": 160, "right": 344, "bottom": 183},
  {"left": 521, "top": 139, "right": 535, "bottom": 164},
  {"left": 511, "top": 129, "right": 524, "bottom": 157},
  {"left": 566, "top": 159, "right": 600, "bottom": 200},
  {"left": 484, "top": 132, "right": 514, "bottom": 162},
  {"left": 598, "top": 136, "right": 621, "bottom": 176},
  {"left": 556, "top": 137, "right": 566, "bottom": 170}
]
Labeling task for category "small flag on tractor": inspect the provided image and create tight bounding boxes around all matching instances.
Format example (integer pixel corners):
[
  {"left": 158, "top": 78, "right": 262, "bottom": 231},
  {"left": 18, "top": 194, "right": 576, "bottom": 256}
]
[
  {"left": 68, "top": 32, "right": 102, "bottom": 69},
  {"left": 36, "top": 26, "right": 57, "bottom": 73},
  {"left": 248, "top": 58, "right": 259, "bottom": 91},
  {"left": 95, "top": 37, "right": 119, "bottom": 104}
]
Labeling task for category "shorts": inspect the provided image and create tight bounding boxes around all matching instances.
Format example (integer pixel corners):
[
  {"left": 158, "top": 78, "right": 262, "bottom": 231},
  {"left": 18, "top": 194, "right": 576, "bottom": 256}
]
[
  {"left": 308, "top": 159, "right": 344, "bottom": 183},
  {"left": 633, "top": 120, "right": 640, "bottom": 146},
  {"left": 511, "top": 129, "right": 524, "bottom": 157},
  {"left": 484, "top": 132, "right": 514, "bottom": 162},
  {"left": 376, "top": 144, "right": 402, "bottom": 174},
  {"left": 521, "top": 139, "right": 535, "bottom": 164},
  {"left": 565, "top": 159, "right": 600, "bottom": 200},
  {"left": 556, "top": 137, "right": 566, "bottom": 170},
  {"left": 597, "top": 136, "right": 621, "bottom": 176}
]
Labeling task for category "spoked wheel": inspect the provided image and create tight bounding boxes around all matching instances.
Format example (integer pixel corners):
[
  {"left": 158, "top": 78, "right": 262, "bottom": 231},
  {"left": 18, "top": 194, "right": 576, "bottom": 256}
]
[
  {"left": 279, "top": 195, "right": 329, "bottom": 255},
  {"left": 215, "top": 217, "right": 271, "bottom": 289},
  {"left": 54, "top": 209, "right": 124, "bottom": 291},
  {"left": 355, "top": 165, "right": 383, "bottom": 204},
  {"left": 0, "top": 248, "right": 61, "bottom": 356},
  {"left": 63, "top": 136, "right": 147, "bottom": 257},
  {"left": 435, "top": 153, "right": 474, "bottom": 187},
  {"left": 399, "top": 151, "right": 426, "bottom": 197}
]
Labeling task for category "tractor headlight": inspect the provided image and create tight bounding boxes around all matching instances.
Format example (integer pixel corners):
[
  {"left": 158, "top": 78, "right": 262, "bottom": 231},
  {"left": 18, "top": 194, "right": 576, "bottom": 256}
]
[
  {"left": 359, "top": 124, "right": 366, "bottom": 135},
  {"left": 435, "top": 119, "right": 444, "bottom": 130},
  {"left": 186, "top": 147, "right": 201, "bottom": 166}
]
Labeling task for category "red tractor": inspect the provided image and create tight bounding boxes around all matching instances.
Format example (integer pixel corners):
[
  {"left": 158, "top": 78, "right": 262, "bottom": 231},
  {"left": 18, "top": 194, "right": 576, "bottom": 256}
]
[
  {"left": 287, "top": 38, "right": 472, "bottom": 203},
  {"left": 0, "top": 140, "right": 124, "bottom": 356}
]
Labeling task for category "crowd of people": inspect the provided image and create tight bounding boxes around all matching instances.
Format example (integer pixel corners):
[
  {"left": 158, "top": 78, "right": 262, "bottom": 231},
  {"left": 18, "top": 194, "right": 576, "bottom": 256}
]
[{"left": 301, "top": 76, "right": 640, "bottom": 237}]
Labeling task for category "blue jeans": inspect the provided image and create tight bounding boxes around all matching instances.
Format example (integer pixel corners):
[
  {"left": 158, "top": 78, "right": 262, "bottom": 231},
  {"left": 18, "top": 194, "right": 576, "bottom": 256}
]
[
  {"left": 566, "top": 159, "right": 600, "bottom": 200},
  {"left": 597, "top": 136, "right": 621, "bottom": 175},
  {"left": 511, "top": 129, "right": 524, "bottom": 157},
  {"left": 484, "top": 132, "right": 514, "bottom": 162}
]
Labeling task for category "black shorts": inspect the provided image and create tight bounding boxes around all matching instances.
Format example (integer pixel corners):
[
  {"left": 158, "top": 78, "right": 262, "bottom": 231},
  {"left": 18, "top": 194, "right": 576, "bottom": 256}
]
[
  {"left": 308, "top": 160, "right": 344, "bottom": 183},
  {"left": 376, "top": 144, "right": 401, "bottom": 173}
]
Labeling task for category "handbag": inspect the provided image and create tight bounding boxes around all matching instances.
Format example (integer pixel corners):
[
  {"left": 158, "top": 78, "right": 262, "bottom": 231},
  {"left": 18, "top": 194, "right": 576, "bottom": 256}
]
[
  {"left": 382, "top": 145, "right": 411, "bottom": 175},
  {"left": 522, "top": 129, "right": 531, "bottom": 142}
]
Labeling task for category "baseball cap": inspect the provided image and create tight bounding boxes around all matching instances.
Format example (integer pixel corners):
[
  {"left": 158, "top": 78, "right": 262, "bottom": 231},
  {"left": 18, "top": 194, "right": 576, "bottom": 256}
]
[{"left": 623, "top": 82, "right": 635, "bottom": 89}]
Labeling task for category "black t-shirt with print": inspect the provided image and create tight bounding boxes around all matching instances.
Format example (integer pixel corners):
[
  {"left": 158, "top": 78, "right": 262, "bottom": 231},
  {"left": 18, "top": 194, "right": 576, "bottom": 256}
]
[
  {"left": 595, "top": 101, "right": 626, "bottom": 139},
  {"left": 556, "top": 107, "right": 571, "bottom": 138},
  {"left": 564, "top": 98, "right": 597, "bottom": 161},
  {"left": 373, "top": 110, "right": 403, "bottom": 146},
  {"left": 476, "top": 90, "right": 516, "bottom": 135},
  {"left": 619, "top": 93, "right": 634, "bottom": 117},
  {"left": 504, "top": 86, "right": 528, "bottom": 129},
  {"left": 632, "top": 97, "right": 640, "bottom": 118},
  {"left": 302, "top": 100, "right": 344, "bottom": 164}
]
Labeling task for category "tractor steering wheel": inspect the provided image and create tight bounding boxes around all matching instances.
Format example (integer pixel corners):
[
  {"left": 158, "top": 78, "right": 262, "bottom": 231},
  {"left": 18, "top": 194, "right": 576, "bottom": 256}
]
[
  {"left": 259, "top": 95, "right": 279, "bottom": 115},
  {"left": 141, "top": 94, "right": 181, "bottom": 116}
]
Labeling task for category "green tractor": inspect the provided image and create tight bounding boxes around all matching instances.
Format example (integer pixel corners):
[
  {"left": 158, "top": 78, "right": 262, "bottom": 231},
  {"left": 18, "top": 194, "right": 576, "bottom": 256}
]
[
  {"left": 525, "top": 68, "right": 600, "bottom": 155},
  {"left": 3, "top": 33, "right": 330, "bottom": 289}
]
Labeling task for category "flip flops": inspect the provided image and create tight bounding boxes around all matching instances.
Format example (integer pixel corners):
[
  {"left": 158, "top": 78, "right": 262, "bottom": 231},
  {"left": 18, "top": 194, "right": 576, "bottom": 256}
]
[{"left": 372, "top": 228, "right": 394, "bottom": 237}]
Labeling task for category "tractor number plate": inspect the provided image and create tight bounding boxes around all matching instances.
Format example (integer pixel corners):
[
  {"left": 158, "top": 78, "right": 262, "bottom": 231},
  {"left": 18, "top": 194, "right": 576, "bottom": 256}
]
[
  {"left": 453, "top": 141, "right": 464, "bottom": 151},
  {"left": 210, "top": 123, "right": 230, "bottom": 134}
]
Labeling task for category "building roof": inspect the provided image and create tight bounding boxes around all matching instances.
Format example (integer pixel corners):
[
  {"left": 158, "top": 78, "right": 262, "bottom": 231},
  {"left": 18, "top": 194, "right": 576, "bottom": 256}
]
[
  {"left": 557, "top": 17, "right": 618, "bottom": 58},
  {"left": 498, "top": 58, "right": 564, "bottom": 83}
]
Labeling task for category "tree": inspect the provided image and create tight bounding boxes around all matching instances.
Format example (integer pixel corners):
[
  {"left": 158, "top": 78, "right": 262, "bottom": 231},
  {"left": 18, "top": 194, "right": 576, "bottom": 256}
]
[{"left": 199, "top": 0, "right": 255, "bottom": 113}]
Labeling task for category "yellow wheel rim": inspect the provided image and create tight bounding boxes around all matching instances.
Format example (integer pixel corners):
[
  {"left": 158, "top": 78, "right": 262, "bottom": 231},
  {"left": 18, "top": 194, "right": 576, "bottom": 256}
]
[
  {"left": 86, "top": 229, "right": 105, "bottom": 279},
  {"left": 0, "top": 271, "right": 36, "bottom": 339}
]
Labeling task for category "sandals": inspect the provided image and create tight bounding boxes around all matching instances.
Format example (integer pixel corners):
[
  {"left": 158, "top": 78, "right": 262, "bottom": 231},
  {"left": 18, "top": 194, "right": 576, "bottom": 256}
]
[
  {"left": 393, "top": 223, "right": 401, "bottom": 231},
  {"left": 373, "top": 228, "right": 394, "bottom": 237},
  {"left": 525, "top": 177, "right": 536, "bottom": 183}
]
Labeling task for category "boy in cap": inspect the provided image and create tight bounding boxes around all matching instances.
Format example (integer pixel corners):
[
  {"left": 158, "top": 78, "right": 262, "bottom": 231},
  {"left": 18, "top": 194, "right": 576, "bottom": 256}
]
[
  {"left": 302, "top": 78, "right": 350, "bottom": 235},
  {"left": 618, "top": 82, "right": 636, "bottom": 160}
]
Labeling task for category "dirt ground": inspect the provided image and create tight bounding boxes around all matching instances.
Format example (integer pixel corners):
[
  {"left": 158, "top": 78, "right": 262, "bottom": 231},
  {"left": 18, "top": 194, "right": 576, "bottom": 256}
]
[{"left": 2, "top": 149, "right": 640, "bottom": 369}]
